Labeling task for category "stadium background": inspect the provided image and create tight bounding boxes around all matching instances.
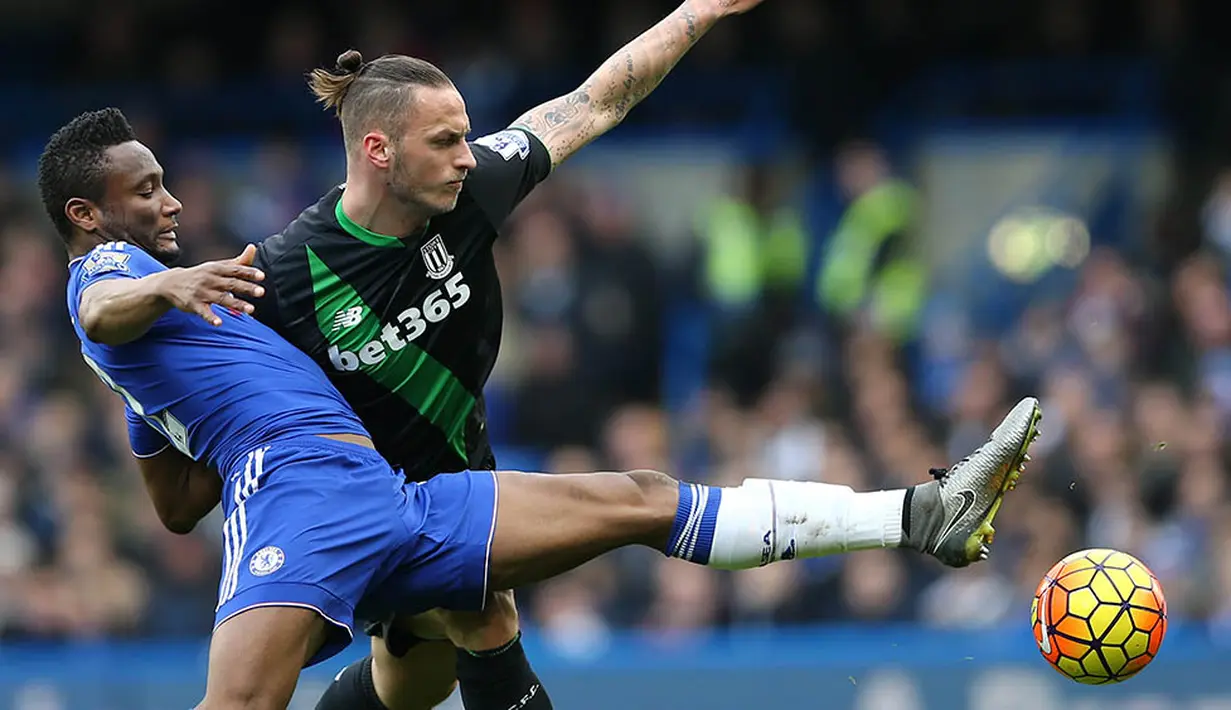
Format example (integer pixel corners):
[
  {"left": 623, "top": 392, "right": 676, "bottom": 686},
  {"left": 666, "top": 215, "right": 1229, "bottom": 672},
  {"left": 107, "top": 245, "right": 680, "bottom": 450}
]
[{"left": 3, "top": 0, "right": 1231, "bottom": 707}]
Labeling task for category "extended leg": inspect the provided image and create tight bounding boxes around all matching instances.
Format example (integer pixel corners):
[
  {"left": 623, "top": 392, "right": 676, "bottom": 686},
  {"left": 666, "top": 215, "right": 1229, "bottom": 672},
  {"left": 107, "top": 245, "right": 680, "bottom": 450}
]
[{"left": 488, "top": 398, "right": 1042, "bottom": 589}]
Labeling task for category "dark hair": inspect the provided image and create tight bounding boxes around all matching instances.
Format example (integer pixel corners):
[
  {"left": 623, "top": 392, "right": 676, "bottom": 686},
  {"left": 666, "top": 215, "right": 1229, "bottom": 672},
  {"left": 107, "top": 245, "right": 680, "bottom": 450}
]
[
  {"left": 37, "top": 108, "right": 137, "bottom": 242},
  {"left": 307, "top": 50, "right": 454, "bottom": 152}
]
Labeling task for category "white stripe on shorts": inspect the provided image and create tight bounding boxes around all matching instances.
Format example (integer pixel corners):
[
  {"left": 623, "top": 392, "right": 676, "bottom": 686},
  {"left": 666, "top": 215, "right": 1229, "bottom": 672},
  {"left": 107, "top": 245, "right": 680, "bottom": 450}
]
[{"left": 217, "top": 446, "right": 268, "bottom": 610}]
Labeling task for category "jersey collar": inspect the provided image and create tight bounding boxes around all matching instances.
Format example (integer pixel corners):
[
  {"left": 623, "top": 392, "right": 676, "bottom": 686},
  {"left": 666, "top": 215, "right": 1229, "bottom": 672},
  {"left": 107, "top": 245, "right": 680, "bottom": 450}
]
[{"left": 334, "top": 195, "right": 408, "bottom": 248}]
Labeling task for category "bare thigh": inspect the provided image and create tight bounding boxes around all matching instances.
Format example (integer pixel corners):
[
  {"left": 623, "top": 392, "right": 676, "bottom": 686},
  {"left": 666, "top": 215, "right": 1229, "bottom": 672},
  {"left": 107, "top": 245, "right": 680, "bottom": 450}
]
[
  {"left": 198, "top": 606, "right": 330, "bottom": 710},
  {"left": 487, "top": 469, "right": 679, "bottom": 590}
]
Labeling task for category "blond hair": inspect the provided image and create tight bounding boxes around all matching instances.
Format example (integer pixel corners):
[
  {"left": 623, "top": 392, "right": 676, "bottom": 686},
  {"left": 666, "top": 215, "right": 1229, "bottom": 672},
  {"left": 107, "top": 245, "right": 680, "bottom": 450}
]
[{"left": 307, "top": 49, "right": 454, "bottom": 151}]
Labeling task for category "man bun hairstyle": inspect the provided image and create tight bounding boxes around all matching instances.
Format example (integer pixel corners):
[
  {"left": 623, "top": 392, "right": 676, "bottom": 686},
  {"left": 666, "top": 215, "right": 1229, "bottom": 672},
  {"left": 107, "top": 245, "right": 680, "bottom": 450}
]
[
  {"left": 336, "top": 49, "right": 364, "bottom": 74},
  {"left": 36, "top": 107, "right": 137, "bottom": 242},
  {"left": 307, "top": 49, "right": 455, "bottom": 153},
  {"left": 307, "top": 50, "right": 366, "bottom": 111}
]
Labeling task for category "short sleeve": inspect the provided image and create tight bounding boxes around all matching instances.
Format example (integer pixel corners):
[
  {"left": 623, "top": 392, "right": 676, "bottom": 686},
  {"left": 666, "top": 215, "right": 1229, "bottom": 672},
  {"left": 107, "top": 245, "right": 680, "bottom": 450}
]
[
  {"left": 78, "top": 242, "right": 162, "bottom": 286},
  {"left": 465, "top": 128, "right": 552, "bottom": 228},
  {"left": 69, "top": 242, "right": 166, "bottom": 322},
  {"left": 126, "top": 405, "right": 170, "bottom": 458}
]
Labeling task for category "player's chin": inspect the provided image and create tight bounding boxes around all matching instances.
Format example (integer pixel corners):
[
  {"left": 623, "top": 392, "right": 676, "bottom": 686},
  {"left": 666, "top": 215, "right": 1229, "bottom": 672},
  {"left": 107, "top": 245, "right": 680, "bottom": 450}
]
[
  {"left": 152, "top": 237, "right": 183, "bottom": 265},
  {"left": 429, "top": 195, "right": 460, "bottom": 215},
  {"left": 437, "top": 183, "right": 464, "bottom": 211}
]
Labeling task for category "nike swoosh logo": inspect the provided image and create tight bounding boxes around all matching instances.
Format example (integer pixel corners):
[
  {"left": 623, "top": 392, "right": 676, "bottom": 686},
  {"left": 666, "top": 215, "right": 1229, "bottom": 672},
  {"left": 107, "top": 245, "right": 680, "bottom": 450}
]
[
  {"left": 1037, "top": 584, "right": 1053, "bottom": 654},
  {"left": 933, "top": 489, "right": 976, "bottom": 551}
]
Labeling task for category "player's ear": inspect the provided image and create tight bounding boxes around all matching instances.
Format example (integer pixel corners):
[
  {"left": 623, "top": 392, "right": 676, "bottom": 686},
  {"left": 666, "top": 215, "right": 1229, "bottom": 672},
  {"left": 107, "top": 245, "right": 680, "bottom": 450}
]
[
  {"left": 65, "top": 197, "right": 100, "bottom": 233},
  {"left": 361, "top": 132, "right": 392, "bottom": 170}
]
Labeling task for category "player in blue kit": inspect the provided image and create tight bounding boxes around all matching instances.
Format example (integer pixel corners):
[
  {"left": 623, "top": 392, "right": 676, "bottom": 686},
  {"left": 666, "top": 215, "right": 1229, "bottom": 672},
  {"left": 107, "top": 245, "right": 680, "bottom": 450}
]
[{"left": 42, "top": 109, "right": 1043, "bottom": 710}]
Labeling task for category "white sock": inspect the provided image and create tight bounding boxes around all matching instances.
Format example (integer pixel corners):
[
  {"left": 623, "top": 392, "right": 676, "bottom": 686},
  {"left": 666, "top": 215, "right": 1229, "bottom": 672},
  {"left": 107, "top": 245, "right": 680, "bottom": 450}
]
[{"left": 665, "top": 479, "right": 904, "bottom": 569}]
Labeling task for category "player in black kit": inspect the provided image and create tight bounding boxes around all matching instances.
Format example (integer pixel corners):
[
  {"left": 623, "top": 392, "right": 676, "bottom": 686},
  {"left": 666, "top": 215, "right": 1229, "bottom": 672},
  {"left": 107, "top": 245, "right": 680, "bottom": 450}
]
[
  {"left": 251, "top": 1, "right": 775, "bottom": 708},
  {"left": 258, "top": 78, "right": 549, "bottom": 710},
  {"left": 254, "top": 106, "right": 543, "bottom": 482}
]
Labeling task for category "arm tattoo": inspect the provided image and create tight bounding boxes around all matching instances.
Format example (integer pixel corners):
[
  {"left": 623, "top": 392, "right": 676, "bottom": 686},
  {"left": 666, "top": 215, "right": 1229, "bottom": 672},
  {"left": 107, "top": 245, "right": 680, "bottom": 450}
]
[
  {"left": 685, "top": 9, "right": 698, "bottom": 42},
  {"left": 511, "top": 0, "right": 721, "bottom": 167},
  {"left": 543, "top": 89, "right": 590, "bottom": 127},
  {"left": 512, "top": 86, "right": 598, "bottom": 164}
]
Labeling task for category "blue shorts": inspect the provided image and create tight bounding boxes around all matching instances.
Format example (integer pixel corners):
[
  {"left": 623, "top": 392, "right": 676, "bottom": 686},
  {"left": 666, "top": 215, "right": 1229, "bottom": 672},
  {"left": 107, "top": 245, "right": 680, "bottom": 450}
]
[{"left": 212, "top": 437, "right": 499, "bottom": 667}]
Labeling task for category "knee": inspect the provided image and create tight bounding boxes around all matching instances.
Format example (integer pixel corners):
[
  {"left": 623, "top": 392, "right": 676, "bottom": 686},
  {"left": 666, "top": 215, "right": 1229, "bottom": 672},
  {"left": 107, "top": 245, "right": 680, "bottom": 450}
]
[
  {"left": 380, "top": 674, "right": 457, "bottom": 710},
  {"left": 442, "top": 589, "right": 521, "bottom": 651},
  {"left": 376, "top": 676, "right": 458, "bottom": 710},
  {"left": 373, "top": 639, "right": 460, "bottom": 710},
  {"left": 484, "top": 589, "right": 521, "bottom": 631},
  {"left": 424, "top": 680, "right": 459, "bottom": 710}
]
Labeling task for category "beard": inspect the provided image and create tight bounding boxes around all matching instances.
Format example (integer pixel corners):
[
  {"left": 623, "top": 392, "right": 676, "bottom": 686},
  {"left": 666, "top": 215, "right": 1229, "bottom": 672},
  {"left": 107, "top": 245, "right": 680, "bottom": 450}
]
[
  {"left": 387, "top": 166, "right": 459, "bottom": 220},
  {"left": 96, "top": 217, "right": 181, "bottom": 265},
  {"left": 152, "top": 241, "right": 183, "bottom": 266}
]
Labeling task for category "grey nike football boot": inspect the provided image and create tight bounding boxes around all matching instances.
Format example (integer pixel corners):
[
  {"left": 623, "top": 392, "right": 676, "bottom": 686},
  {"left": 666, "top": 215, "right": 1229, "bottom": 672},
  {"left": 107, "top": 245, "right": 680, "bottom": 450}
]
[{"left": 903, "top": 397, "right": 1042, "bottom": 567}]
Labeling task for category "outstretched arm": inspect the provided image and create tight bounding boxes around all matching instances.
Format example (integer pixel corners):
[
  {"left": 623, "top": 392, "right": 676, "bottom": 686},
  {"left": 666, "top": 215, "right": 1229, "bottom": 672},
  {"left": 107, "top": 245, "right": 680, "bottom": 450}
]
[
  {"left": 78, "top": 245, "right": 265, "bottom": 345},
  {"left": 511, "top": 0, "right": 765, "bottom": 168}
]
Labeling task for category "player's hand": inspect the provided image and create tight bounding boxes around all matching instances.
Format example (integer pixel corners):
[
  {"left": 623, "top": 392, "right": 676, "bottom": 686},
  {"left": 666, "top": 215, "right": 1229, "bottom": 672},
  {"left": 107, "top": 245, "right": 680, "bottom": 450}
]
[
  {"left": 704, "top": 0, "right": 768, "bottom": 17},
  {"left": 153, "top": 244, "right": 266, "bottom": 326}
]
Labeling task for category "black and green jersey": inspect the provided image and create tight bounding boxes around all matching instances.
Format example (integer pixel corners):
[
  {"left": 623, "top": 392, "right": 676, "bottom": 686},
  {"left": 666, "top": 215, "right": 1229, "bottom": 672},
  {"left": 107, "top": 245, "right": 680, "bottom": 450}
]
[{"left": 251, "top": 128, "right": 552, "bottom": 480}]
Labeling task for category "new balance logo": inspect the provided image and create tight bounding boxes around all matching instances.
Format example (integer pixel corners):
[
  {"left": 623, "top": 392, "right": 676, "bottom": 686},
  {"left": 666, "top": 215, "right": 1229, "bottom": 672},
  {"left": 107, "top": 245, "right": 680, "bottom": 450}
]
[
  {"left": 332, "top": 306, "right": 364, "bottom": 331},
  {"left": 328, "top": 273, "right": 471, "bottom": 372}
]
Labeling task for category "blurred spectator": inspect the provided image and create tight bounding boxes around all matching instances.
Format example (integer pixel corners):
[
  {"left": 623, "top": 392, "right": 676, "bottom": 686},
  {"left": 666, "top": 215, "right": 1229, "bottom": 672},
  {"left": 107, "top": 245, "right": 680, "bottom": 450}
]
[
  {"left": 693, "top": 161, "right": 811, "bottom": 404},
  {"left": 817, "top": 141, "right": 924, "bottom": 344}
]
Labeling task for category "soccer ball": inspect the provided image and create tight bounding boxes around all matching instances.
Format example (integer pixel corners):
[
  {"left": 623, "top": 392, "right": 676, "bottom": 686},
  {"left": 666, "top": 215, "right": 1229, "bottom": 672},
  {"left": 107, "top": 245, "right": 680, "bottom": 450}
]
[{"left": 1030, "top": 548, "right": 1167, "bottom": 684}]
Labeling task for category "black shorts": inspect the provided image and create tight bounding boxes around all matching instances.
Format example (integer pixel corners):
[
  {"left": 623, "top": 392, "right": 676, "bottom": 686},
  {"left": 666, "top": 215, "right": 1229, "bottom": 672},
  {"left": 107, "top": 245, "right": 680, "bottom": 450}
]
[{"left": 364, "top": 617, "right": 423, "bottom": 658}]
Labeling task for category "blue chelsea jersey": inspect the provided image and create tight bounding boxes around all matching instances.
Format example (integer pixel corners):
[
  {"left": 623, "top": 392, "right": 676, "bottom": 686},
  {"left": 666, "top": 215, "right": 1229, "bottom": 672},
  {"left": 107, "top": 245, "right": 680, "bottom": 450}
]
[{"left": 67, "top": 242, "right": 370, "bottom": 475}]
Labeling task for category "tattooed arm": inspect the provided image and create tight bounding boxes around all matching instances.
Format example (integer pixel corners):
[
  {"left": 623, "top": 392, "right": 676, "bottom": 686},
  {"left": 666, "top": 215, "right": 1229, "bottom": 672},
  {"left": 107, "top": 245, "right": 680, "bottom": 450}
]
[{"left": 510, "top": 0, "right": 766, "bottom": 168}]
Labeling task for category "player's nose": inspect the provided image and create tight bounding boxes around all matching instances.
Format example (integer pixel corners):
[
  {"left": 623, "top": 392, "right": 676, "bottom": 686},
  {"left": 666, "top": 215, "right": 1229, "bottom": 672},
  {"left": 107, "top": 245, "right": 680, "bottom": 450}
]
[
  {"left": 164, "top": 190, "right": 184, "bottom": 216},
  {"left": 457, "top": 143, "right": 477, "bottom": 171}
]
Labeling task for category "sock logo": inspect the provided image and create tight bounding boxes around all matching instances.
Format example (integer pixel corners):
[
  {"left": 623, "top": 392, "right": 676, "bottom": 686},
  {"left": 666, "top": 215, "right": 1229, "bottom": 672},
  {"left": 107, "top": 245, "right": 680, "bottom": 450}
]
[
  {"left": 781, "top": 538, "right": 797, "bottom": 560},
  {"left": 760, "top": 530, "right": 773, "bottom": 566},
  {"left": 506, "top": 684, "right": 540, "bottom": 710}
]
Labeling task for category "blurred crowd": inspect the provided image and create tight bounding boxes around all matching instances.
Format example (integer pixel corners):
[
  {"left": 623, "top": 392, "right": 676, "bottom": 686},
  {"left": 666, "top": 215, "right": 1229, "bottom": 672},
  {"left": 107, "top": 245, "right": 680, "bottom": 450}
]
[
  {"left": 514, "top": 242, "right": 1231, "bottom": 655},
  {"left": 3, "top": 0, "right": 1231, "bottom": 657},
  {"left": 3, "top": 141, "right": 1231, "bottom": 651},
  {"left": 4, "top": 0, "right": 1228, "bottom": 165}
]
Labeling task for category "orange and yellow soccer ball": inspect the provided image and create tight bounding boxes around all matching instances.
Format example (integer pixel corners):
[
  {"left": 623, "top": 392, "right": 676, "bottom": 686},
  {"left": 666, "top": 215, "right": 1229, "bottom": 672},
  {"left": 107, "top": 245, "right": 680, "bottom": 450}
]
[{"left": 1031, "top": 548, "right": 1167, "bottom": 684}]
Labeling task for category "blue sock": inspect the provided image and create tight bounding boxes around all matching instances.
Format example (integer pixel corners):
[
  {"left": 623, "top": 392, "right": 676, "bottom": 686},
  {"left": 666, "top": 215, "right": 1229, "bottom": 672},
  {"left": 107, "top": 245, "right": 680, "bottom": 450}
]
[{"left": 664, "top": 482, "right": 723, "bottom": 564}]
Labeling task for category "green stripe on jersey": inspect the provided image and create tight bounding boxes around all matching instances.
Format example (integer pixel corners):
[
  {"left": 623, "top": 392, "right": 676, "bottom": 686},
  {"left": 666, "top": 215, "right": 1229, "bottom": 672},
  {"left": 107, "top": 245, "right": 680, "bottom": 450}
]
[
  {"left": 334, "top": 195, "right": 406, "bottom": 249},
  {"left": 306, "top": 245, "right": 472, "bottom": 461}
]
